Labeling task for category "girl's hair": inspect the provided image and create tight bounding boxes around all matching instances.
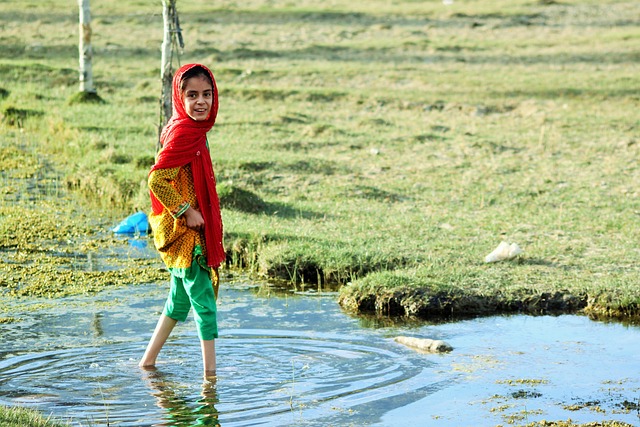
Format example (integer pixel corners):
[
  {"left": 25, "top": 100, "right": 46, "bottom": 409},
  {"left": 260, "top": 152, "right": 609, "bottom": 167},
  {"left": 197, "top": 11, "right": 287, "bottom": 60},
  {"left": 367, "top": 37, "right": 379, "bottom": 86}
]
[{"left": 180, "top": 66, "right": 213, "bottom": 92}]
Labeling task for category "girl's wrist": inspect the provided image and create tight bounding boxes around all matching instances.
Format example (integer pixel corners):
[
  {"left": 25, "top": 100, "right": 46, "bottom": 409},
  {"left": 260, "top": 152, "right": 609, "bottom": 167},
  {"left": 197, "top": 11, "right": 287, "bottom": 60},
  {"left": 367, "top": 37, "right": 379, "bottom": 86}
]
[{"left": 172, "top": 202, "right": 190, "bottom": 218}]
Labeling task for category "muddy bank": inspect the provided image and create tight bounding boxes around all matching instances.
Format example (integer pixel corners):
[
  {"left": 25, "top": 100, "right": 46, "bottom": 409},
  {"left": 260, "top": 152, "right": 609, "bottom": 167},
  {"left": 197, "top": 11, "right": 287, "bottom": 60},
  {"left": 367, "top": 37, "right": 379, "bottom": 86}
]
[{"left": 338, "top": 282, "right": 639, "bottom": 323}]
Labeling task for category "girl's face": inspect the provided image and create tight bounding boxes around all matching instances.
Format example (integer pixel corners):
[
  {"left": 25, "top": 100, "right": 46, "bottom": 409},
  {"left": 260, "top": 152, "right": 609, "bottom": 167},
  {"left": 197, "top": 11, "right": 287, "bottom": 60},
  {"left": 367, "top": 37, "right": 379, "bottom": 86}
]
[{"left": 182, "top": 75, "right": 213, "bottom": 121}]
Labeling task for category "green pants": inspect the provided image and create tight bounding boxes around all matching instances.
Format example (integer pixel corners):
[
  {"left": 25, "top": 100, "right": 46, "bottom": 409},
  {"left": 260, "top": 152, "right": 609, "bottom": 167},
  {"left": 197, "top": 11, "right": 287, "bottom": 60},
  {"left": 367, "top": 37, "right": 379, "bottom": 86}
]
[{"left": 163, "top": 259, "right": 218, "bottom": 340}]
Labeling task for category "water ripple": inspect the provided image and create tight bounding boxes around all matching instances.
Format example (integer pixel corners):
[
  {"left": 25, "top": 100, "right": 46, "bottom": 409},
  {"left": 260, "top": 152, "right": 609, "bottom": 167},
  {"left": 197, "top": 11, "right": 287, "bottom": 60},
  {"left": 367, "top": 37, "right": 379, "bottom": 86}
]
[{"left": 4, "top": 284, "right": 637, "bottom": 426}]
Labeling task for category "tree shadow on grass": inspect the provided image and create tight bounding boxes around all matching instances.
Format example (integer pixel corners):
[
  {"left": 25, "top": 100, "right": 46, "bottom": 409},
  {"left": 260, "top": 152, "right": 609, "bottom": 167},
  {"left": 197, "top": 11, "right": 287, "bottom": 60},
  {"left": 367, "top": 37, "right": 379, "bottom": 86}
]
[
  {"left": 262, "top": 201, "right": 326, "bottom": 221},
  {"left": 219, "top": 183, "right": 326, "bottom": 220}
]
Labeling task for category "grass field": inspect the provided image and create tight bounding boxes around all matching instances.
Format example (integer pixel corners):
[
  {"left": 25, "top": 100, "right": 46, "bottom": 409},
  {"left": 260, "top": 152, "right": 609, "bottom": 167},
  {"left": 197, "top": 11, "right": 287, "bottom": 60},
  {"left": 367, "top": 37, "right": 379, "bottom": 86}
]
[{"left": 0, "top": 0, "right": 639, "bottom": 320}]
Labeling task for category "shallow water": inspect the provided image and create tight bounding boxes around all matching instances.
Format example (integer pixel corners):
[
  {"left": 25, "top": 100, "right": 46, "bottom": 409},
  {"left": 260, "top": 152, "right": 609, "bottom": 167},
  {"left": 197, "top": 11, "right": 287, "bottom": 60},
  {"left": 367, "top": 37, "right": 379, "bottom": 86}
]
[{"left": 0, "top": 280, "right": 639, "bottom": 427}]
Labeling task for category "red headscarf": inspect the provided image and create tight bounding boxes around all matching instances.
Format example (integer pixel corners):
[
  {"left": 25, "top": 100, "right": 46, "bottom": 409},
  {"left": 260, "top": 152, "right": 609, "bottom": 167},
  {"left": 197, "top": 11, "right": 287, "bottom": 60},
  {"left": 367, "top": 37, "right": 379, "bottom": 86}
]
[{"left": 150, "top": 63, "right": 225, "bottom": 268}]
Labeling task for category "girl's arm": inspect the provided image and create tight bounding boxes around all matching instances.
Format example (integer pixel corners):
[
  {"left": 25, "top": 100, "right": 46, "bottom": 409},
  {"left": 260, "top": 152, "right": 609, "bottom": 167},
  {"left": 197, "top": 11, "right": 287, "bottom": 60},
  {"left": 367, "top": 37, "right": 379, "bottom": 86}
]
[
  {"left": 149, "top": 167, "right": 190, "bottom": 218},
  {"left": 149, "top": 167, "right": 205, "bottom": 231}
]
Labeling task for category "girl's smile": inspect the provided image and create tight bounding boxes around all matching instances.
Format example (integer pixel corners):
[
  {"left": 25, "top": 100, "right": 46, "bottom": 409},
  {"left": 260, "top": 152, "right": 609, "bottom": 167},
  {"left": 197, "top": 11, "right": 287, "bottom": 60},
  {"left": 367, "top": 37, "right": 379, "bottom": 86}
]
[{"left": 182, "top": 75, "right": 213, "bottom": 121}]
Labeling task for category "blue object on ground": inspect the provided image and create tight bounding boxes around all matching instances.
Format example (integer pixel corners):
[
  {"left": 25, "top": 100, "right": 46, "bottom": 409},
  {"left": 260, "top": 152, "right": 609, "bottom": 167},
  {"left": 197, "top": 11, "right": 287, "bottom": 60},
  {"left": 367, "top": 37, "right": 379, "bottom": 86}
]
[{"left": 113, "top": 211, "right": 149, "bottom": 234}]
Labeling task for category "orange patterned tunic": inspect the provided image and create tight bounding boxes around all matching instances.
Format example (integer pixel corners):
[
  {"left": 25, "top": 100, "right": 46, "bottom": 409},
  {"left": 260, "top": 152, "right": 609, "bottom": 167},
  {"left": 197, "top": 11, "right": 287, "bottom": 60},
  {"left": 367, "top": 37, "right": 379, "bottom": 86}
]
[{"left": 148, "top": 164, "right": 208, "bottom": 271}]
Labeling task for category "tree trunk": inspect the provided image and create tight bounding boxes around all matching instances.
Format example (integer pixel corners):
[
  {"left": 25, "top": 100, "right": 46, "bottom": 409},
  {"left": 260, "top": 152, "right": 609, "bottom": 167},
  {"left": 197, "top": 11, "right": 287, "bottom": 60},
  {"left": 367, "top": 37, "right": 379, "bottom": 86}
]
[
  {"left": 78, "top": 0, "right": 96, "bottom": 93},
  {"left": 160, "top": 0, "right": 174, "bottom": 131}
]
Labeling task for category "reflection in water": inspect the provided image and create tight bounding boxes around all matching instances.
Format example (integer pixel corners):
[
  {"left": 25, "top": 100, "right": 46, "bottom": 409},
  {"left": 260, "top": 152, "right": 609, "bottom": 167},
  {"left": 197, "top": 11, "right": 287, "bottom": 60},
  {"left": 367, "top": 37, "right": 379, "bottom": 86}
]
[
  {"left": 91, "top": 312, "right": 104, "bottom": 338},
  {"left": 142, "top": 368, "right": 220, "bottom": 427},
  {"left": 0, "top": 284, "right": 441, "bottom": 426}
]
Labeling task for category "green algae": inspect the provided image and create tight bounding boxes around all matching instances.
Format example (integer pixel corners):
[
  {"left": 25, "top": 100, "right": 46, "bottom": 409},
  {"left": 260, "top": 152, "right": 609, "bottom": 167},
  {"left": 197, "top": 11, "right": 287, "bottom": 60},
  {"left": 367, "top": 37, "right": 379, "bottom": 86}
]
[
  {"left": 0, "top": 201, "right": 165, "bottom": 301},
  {"left": 480, "top": 374, "right": 640, "bottom": 427},
  {"left": 0, "top": 143, "right": 166, "bottom": 309},
  {"left": 498, "top": 379, "right": 550, "bottom": 386},
  {"left": 519, "top": 421, "right": 635, "bottom": 427},
  {"left": 0, "top": 261, "right": 166, "bottom": 298}
]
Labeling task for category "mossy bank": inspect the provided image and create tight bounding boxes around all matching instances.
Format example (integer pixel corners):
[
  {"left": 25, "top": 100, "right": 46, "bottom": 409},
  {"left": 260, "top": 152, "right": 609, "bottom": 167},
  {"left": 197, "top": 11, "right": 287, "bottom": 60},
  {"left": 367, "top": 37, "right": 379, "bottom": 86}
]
[{"left": 1, "top": 0, "right": 639, "bottom": 325}]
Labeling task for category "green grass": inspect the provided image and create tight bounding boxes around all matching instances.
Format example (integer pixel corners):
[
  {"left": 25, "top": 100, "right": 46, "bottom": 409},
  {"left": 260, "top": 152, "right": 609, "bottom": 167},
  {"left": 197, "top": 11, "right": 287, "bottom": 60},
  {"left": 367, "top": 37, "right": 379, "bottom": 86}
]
[
  {"left": 0, "top": 405, "right": 69, "bottom": 427},
  {"left": 0, "top": 0, "right": 639, "bottom": 318}
]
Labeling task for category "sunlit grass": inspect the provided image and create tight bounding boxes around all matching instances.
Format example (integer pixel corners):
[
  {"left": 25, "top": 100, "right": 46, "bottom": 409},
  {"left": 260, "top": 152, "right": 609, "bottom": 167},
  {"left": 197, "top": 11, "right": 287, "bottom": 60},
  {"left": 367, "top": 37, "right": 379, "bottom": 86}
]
[
  {"left": 0, "top": 0, "right": 639, "bottom": 318},
  {"left": 0, "top": 405, "right": 69, "bottom": 427}
]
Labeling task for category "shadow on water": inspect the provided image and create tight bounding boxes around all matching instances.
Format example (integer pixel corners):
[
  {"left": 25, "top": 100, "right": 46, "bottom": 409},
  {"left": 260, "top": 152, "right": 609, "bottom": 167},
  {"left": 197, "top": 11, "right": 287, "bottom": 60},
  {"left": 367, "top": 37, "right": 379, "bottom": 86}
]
[{"left": 0, "top": 281, "right": 639, "bottom": 426}]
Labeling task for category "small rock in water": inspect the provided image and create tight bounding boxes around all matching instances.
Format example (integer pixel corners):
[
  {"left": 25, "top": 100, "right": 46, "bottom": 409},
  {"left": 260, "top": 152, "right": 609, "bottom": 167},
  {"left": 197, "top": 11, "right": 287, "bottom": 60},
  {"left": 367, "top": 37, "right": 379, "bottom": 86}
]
[{"left": 394, "top": 336, "right": 453, "bottom": 353}]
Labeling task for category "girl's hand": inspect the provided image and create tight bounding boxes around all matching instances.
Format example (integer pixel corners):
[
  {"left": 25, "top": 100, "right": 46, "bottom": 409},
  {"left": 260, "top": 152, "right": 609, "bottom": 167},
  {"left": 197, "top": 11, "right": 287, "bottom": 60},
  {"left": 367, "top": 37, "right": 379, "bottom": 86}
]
[{"left": 183, "top": 206, "right": 205, "bottom": 231}]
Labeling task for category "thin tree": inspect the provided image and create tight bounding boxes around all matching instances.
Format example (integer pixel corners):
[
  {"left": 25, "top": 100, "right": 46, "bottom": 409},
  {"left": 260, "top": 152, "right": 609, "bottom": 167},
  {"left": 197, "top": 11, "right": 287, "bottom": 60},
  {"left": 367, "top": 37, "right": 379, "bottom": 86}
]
[
  {"left": 158, "top": 0, "right": 184, "bottom": 150},
  {"left": 71, "top": 0, "right": 103, "bottom": 104}
]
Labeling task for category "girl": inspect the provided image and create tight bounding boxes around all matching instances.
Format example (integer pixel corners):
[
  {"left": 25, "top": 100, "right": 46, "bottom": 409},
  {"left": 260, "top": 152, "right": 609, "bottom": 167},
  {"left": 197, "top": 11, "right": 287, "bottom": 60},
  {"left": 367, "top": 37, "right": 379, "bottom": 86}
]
[{"left": 139, "top": 63, "right": 225, "bottom": 379}]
